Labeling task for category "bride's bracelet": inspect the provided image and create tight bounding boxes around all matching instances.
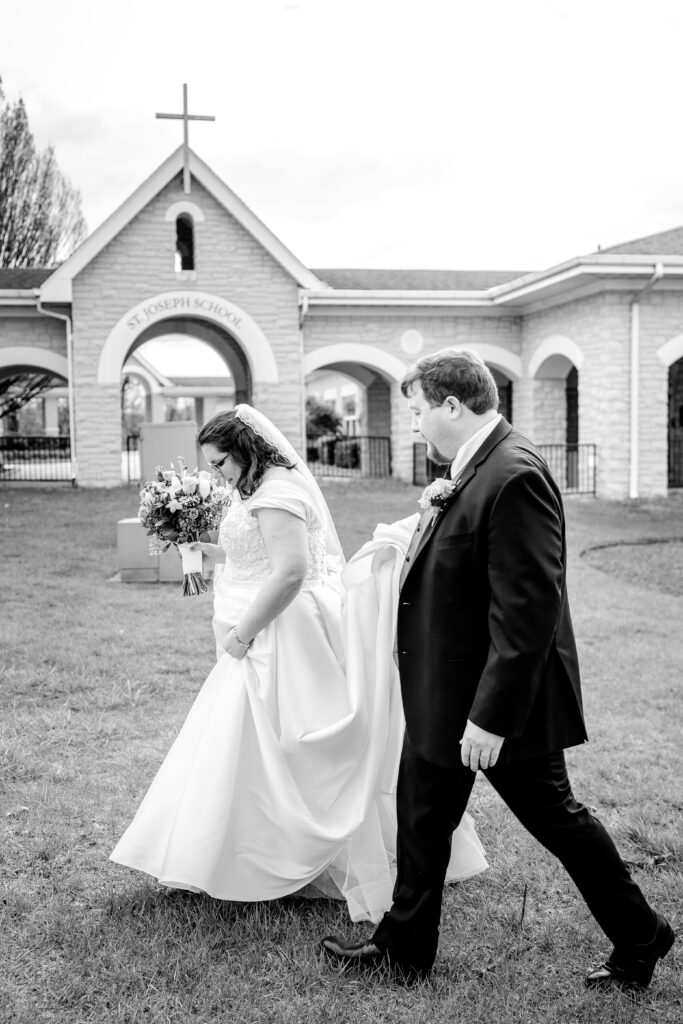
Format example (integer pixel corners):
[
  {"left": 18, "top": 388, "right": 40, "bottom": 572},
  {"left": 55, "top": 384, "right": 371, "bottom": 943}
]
[{"left": 231, "top": 626, "right": 253, "bottom": 649}]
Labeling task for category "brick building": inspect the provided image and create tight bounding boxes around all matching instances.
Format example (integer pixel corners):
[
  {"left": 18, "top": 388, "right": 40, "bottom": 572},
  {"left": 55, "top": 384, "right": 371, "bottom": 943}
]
[{"left": 1, "top": 145, "right": 683, "bottom": 497}]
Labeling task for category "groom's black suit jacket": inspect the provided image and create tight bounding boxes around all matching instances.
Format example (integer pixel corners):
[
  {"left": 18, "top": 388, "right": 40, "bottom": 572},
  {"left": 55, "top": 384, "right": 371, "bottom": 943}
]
[{"left": 396, "top": 419, "right": 588, "bottom": 767}]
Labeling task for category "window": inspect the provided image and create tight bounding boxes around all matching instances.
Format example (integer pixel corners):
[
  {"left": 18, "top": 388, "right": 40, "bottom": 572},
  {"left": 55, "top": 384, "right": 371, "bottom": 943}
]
[{"left": 175, "top": 214, "right": 194, "bottom": 271}]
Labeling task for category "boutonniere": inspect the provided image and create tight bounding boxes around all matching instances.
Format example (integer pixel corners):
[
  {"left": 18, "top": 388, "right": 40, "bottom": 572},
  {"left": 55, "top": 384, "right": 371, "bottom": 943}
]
[{"left": 418, "top": 477, "right": 457, "bottom": 511}]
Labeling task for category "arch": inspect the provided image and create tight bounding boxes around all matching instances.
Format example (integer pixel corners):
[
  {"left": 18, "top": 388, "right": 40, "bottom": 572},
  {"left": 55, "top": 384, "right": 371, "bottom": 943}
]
[
  {"left": 313, "top": 362, "right": 378, "bottom": 388},
  {"left": 121, "top": 362, "right": 162, "bottom": 394},
  {"left": 0, "top": 346, "right": 68, "bottom": 380},
  {"left": 164, "top": 200, "right": 205, "bottom": 222},
  {"left": 303, "top": 343, "right": 407, "bottom": 382},
  {"left": 452, "top": 343, "right": 522, "bottom": 381},
  {"left": 529, "top": 336, "right": 584, "bottom": 379},
  {"left": 98, "top": 291, "right": 279, "bottom": 386},
  {"left": 657, "top": 333, "right": 683, "bottom": 368}
]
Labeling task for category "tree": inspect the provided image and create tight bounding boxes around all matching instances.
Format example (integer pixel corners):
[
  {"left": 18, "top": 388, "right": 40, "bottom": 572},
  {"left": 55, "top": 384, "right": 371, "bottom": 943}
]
[
  {"left": 0, "top": 76, "right": 87, "bottom": 267},
  {"left": 0, "top": 372, "right": 57, "bottom": 421},
  {"left": 305, "top": 396, "right": 342, "bottom": 436}
]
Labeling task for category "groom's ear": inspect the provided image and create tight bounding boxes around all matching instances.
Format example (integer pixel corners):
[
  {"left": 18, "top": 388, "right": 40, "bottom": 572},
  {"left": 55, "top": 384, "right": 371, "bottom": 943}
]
[{"left": 443, "top": 396, "right": 461, "bottom": 418}]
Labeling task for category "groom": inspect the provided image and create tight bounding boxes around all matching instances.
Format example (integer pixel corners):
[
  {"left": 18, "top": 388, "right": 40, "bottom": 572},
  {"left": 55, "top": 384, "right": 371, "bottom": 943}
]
[{"left": 321, "top": 348, "right": 674, "bottom": 988}]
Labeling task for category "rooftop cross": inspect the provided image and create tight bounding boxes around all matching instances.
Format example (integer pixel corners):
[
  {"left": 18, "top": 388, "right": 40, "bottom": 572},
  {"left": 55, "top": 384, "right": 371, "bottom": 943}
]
[{"left": 156, "top": 84, "right": 216, "bottom": 194}]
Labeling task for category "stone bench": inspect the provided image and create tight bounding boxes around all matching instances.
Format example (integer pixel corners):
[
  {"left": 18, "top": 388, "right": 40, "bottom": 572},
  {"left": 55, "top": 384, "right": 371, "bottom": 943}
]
[{"left": 116, "top": 518, "right": 215, "bottom": 583}]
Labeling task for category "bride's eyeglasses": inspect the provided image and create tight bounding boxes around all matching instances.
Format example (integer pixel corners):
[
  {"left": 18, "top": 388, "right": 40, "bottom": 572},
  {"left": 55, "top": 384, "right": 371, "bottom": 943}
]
[{"left": 208, "top": 453, "right": 231, "bottom": 474}]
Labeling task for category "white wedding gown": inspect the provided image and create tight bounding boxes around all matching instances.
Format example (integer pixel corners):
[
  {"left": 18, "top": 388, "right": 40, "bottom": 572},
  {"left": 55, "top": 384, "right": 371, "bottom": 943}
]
[{"left": 110, "top": 470, "right": 487, "bottom": 922}]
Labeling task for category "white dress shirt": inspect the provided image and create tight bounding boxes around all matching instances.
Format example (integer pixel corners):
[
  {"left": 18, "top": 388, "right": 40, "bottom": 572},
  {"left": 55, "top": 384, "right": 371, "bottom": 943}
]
[{"left": 450, "top": 413, "right": 502, "bottom": 480}]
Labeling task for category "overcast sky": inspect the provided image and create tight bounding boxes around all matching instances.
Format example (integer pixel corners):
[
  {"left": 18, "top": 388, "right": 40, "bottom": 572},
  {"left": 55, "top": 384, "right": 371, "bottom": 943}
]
[{"left": 2, "top": 0, "right": 682, "bottom": 273}]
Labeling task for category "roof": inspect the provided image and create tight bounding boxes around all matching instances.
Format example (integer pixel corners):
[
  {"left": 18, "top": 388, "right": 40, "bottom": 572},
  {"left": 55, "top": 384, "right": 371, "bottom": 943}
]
[
  {"left": 311, "top": 268, "right": 528, "bottom": 290},
  {"left": 0, "top": 267, "right": 57, "bottom": 289},
  {"left": 597, "top": 225, "right": 683, "bottom": 256},
  {"left": 39, "top": 147, "right": 326, "bottom": 303}
]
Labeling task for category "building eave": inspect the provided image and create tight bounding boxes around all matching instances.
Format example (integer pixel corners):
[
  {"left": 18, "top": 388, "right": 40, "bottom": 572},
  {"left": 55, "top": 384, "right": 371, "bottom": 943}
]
[
  {"left": 300, "top": 255, "right": 683, "bottom": 318},
  {"left": 0, "top": 290, "right": 40, "bottom": 306}
]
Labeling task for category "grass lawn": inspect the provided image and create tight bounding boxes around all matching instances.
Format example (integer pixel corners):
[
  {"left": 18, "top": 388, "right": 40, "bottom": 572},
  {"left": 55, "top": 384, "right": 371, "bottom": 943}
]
[{"left": 1, "top": 481, "right": 682, "bottom": 1024}]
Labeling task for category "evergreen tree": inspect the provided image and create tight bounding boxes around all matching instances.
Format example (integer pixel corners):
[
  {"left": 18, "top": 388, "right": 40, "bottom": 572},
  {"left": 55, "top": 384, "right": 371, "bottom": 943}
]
[{"left": 305, "top": 396, "right": 342, "bottom": 435}]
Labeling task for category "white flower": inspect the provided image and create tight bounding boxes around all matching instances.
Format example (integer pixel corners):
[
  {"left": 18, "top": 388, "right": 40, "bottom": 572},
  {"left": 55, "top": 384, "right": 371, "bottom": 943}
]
[
  {"left": 197, "top": 471, "right": 213, "bottom": 499},
  {"left": 418, "top": 477, "right": 456, "bottom": 510},
  {"left": 182, "top": 476, "right": 199, "bottom": 495},
  {"left": 168, "top": 499, "right": 182, "bottom": 512}
]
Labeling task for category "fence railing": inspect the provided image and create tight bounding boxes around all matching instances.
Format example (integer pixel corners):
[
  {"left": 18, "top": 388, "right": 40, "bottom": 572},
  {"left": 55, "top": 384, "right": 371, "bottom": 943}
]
[
  {"left": 0, "top": 434, "right": 74, "bottom": 484},
  {"left": 413, "top": 442, "right": 597, "bottom": 495},
  {"left": 669, "top": 439, "right": 683, "bottom": 488},
  {"left": 125, "top": 434, "right": 141, "bottom": 485},
  {"left": 537, "top": 444, "right": 597, "bottom": 495},
  {"left": 306, "top": 434, "right": 391, "bottom": 478}
]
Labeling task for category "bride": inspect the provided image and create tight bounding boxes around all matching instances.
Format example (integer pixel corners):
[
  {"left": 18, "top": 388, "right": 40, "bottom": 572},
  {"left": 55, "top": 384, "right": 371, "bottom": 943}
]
[{"left": 110, "top": 405, "right": 487, "bottom": 922}]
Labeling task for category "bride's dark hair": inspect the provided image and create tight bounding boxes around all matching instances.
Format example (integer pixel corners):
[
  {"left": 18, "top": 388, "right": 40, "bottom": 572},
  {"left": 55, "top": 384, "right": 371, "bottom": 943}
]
[{"left": 198, "top": 410, "right": 296, "bottom": 498}]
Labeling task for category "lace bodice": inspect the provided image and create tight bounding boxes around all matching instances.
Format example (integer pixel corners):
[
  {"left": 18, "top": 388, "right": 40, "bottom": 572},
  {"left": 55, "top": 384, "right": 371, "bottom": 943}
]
[{"left": 218, "top": 474, "right": 328, "bottom": 583}]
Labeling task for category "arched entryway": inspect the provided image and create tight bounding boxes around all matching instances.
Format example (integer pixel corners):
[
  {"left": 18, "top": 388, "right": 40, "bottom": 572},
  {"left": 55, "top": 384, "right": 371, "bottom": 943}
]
[
  {"left": 84, "top": 291, "right": 282, "bottom": 487},
  {"left": 529, "top": 338, "right": 585, "bottom": 491},
  {"left": 129, "top": 316, "right": 251, "bottom": 405},
  {"left": 304, "top": 363, "right": 393, "bottom": 477},
  {"left": 303, "top": 345, "right": 406, "bottom": 478},
  {"left": 120, "top": 322, "right": 243, "bottom": 482},
  {"left": 0, "top": 348, "right": 72, "bottom": 481}
]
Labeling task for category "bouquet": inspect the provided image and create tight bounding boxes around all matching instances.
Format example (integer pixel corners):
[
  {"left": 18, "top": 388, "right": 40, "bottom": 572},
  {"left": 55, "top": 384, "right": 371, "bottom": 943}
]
[{"left": 138, "top": 457, "right": 229, "bottom": 596}]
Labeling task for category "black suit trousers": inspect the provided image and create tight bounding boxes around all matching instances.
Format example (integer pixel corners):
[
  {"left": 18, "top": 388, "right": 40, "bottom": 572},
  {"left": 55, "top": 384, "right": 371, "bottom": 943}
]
[{"left": 372, "top": 736, "right": 656, "bottom": 974}]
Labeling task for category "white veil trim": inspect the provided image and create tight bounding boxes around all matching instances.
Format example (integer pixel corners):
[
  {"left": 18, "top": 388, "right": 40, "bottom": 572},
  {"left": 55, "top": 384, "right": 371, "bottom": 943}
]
[{"left": 234, "top": 404, "right": 346, "bottom": 567}]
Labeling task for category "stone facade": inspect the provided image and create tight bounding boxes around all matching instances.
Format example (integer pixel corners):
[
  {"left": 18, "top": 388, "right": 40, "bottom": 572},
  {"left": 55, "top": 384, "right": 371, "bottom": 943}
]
[
  {"left": 2, "top": 147, "right": 683, "bottom": 498},
  {"left": 68, "top": 175, "right": 302, "bottom": 487}
]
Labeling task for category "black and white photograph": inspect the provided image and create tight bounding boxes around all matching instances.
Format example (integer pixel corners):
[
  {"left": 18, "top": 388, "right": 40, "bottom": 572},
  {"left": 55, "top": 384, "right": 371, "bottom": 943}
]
[{"left": 1, "top": 1, "right": 681, "bottom": 1021}]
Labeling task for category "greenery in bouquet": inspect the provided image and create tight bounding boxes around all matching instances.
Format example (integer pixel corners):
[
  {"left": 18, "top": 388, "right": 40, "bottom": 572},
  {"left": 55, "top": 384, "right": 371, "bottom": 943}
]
[{"left": 137, "top": 457, "right": 229, "bottom": 595}]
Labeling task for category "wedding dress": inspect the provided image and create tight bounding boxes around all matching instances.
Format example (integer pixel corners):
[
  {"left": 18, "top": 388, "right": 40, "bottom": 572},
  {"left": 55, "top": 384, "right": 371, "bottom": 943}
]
[{"left": 110, "top": 469, "right": 487, "bottom": 922}]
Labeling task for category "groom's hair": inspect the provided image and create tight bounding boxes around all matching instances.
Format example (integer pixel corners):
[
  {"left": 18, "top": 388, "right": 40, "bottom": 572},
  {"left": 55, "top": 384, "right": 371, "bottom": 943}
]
[{"left": 401, "top": 348, "right": 499, "bottom": 414}]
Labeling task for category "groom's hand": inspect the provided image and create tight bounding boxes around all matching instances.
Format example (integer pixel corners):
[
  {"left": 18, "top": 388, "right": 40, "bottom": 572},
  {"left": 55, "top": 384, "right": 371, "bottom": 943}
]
[{"left": 460, "top": 720, "right": 505, "bottom": 772}]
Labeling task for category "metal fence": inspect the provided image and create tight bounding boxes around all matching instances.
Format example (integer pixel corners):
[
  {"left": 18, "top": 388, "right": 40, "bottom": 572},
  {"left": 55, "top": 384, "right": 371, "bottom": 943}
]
[
  {"left": 537, "top": 444, "right": 597, "bottom": 495},
  {"left": 413, "top": 441, "right": 597, "bottom": 495},
  {"left": 125, "top": 434, "right": 141, "bottom": 485},
  {"left": 306, "top": 434, "right": 391, "bottom": 478},
  {"left": 0, "top": 434, "right": 74, "bottom": 484},
  {"left": 669, "top": 439, "right": 683, "bottom": 488}
]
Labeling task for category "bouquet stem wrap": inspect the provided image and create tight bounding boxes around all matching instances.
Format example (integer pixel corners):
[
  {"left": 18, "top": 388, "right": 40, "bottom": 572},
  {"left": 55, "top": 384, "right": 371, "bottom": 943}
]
[{"left": 176, "top": 541, "right": 208, "bottom": 597}]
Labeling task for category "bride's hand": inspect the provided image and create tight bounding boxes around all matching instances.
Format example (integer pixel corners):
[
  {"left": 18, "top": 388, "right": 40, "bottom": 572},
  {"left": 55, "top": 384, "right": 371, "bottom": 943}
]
[
  {"left": 187, "top": 541, "right": 222, "bottom": 561},
  {"left": 223, "top": 624, "right": 252, "bottom": 660}
]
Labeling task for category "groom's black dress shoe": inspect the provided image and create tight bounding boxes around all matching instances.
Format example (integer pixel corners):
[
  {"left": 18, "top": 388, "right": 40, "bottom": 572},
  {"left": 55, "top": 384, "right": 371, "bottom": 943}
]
[
  {"left": 320, "top": 935, "right": 427, "bottom": 985},
  {"left": 320, "top": 935, "right": 388, "bottom": 972},
  {"left": 585, "top": 913, "right": 675, "bottom": 991}
]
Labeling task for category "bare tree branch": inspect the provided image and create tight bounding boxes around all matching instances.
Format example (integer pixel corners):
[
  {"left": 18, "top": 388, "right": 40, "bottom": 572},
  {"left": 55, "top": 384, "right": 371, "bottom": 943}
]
[{"left": 0, "top": 373, "right": 58, "bottom": 419}]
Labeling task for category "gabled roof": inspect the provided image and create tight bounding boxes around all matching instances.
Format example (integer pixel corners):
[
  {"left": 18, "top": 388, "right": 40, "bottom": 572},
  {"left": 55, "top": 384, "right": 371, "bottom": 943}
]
[
  {"left": 0, "top": 267, "right": 57, "bottom": 289},
  {"left": 596, "top": 225, "right": 683, "bottom": 256},
  {"left": 124, "top": 350, "right": 173, "bottom": 387},
  {"left": 312, "top": 268, "right": 527, "bottom": 290},
  {"left": 39, "top": 147, "right": 326, "bottom": 303}
]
